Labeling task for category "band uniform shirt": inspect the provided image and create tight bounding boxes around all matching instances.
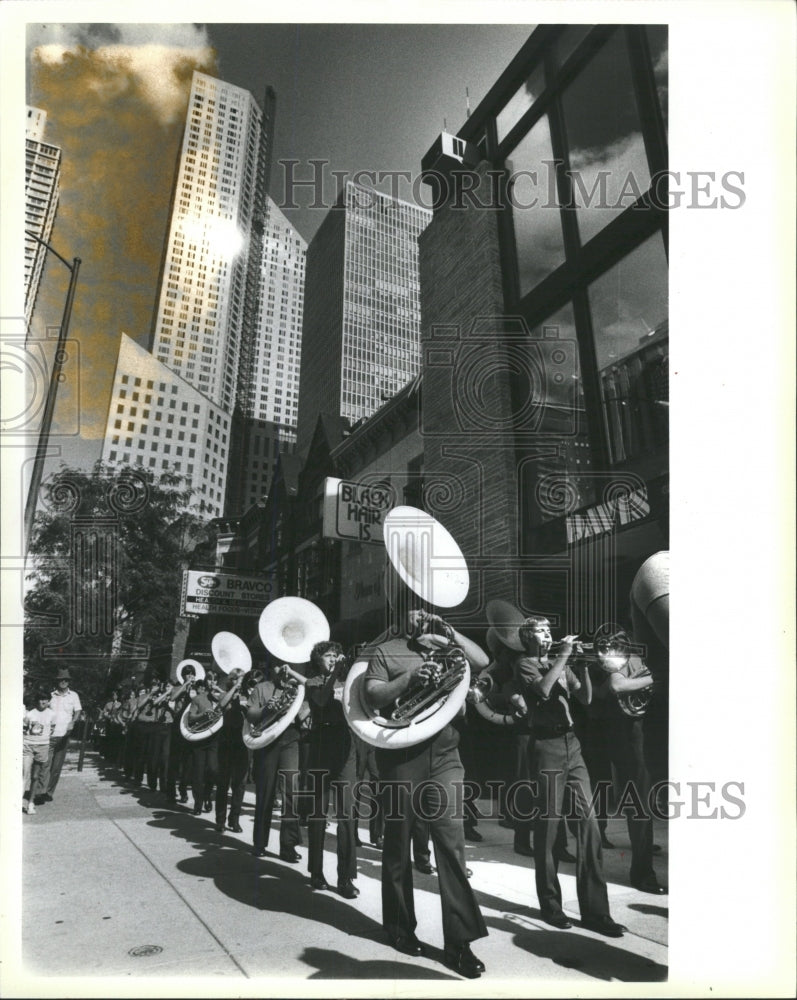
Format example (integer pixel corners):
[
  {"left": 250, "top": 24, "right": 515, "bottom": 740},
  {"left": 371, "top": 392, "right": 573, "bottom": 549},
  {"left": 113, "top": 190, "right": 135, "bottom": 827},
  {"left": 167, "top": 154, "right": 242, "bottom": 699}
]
[
  {"left": 188, "top": 690, "right": 217, "bottom": 719},
  {"left": 24, "top": 706, "right": 56, "bottom": 744},
  {"left": 49, "top": 688, "right": 82, "bottom": 737},
  {"left": 305, "top": 671, "right": 347, "bottom": 729},
  {"left": 514, "top": 657, "right": 580, "bottom": 733},
  {"left": 137, "top": 692, "right": 160, "bottom": 723},
  {"left": 248, "top": 666, "right": 308, "bottom": 733}
]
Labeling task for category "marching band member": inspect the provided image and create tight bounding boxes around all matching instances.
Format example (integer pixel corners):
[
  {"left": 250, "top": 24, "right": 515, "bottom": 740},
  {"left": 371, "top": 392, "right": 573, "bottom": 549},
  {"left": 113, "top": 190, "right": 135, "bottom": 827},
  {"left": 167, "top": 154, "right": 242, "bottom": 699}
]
[
  {"left": 246, "top": 661, "right": 307, "bottom": 861},
  {"left": 214, "top": 668, "right": 248, "bottom": 833},
  {"left": 166, "top": 663, "right": 198, "bottom": 805},
  {"left": 585, "top": 629, "right": 664, "bottom": 894},
  {"left": 186, "top": 676, "right": 220, "bottom": 815},
  {"left": 513, "top": 616, "right": 626, "bottom": 937},
  {"left": 363, "top": 604, "right": 489, "bottom": 978},
  {"left": 304, "top": 641, "right": 359, "bottom": 898}
]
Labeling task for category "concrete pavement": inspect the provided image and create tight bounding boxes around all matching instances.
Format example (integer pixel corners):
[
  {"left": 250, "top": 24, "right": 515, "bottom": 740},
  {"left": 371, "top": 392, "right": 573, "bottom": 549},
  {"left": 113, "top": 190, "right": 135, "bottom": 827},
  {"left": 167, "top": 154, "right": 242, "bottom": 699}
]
[{"left": 13, "top": 746, "right": 668, "bottom": 992}]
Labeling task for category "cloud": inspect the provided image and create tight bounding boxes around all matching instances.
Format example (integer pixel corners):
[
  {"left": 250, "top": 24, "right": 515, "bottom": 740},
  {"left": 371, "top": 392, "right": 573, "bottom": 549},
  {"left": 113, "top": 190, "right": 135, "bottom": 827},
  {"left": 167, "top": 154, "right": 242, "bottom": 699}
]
[{"left": 31, "top": 24, "right": 215, "bottom": 125}]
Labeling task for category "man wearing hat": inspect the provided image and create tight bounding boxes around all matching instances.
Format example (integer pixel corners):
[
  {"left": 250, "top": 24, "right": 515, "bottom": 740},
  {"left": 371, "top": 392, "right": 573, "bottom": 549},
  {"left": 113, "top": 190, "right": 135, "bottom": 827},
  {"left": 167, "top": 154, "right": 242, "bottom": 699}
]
[{"left": 36, "top": 667, "right": 82, "bottom": 803}]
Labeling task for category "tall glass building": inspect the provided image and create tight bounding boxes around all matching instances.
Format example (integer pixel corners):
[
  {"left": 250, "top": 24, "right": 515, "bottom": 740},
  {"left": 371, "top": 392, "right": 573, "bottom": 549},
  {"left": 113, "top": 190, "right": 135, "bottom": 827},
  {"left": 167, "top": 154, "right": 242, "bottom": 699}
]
[
  {"left": 296, "top": 181, "right": 431, "bottom": 451},
  {"left": 24, "top": 106, "right": 61, "bottom": 333}
]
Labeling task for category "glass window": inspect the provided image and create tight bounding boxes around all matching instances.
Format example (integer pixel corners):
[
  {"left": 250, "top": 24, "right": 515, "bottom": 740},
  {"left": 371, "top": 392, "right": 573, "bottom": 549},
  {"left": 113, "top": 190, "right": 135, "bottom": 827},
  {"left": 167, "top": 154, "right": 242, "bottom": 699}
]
[
  {"left": 505, "top": 114, "right": 566, "bottom": 298},
  {"left": 496, "top": 62, "right": 545, "bottom": 143},
  {"left": 588, "top": 232, "right": 668, "bottom": 463},
  {"left": 645, "top": 25, "right": 668, "bottom": 129},
  {"left": 562, "top": 31, "right": 651, "bottom": 245}
]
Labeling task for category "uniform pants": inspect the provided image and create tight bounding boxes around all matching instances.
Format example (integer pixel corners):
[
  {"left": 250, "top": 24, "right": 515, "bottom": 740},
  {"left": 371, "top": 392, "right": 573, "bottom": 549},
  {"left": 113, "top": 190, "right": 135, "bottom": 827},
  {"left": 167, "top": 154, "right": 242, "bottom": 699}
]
[
  {"left": 131, "top": 721, "right": 154, "bottom": 786},
  {"left": 167, "top": 726, "right": 191, "bottom": 799},
  {"left": 376, "top": 729, "right": 487, "bottom": 948},
  {"left": 355, "top": 737, "right": 384, "bottom": 844},
  {"left": 147, "top": 723, "right": 171, "bottom": 793},
  {"left": 307, "top": 726, "right": 357, "bottom": 882},
  {"left": 191, "top": 738, "right": 219, "bottom": 809},
  {"left": 532, "top": 732, "right": 610, "bottom": 921},
  {"left": 216, "top": 736, "right": 248, "bottom": 825},
  {"left": 252, "top": 728, "right": 301, "bottom": 853}
]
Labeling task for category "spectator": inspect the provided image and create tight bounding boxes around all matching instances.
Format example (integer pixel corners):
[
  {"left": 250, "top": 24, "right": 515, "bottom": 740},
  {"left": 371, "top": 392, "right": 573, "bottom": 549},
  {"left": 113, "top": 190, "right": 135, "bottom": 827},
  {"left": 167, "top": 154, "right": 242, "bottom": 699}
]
[
  {"left": 23, "top": 687, "right": 56, "bottom": 814},
  {"left": 35, "top": 667, "right": 82, "bottom": 805}
]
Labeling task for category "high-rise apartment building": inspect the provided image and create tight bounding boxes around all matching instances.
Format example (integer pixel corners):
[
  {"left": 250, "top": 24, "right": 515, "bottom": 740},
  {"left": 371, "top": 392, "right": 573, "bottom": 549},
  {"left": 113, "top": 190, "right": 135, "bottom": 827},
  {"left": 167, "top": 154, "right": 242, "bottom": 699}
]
[
  {"left": 25, "top": 106, "right": 61, "bottom": 332},
  {"left": 296, "top": 182, "right": 431, "bottom": 451}
]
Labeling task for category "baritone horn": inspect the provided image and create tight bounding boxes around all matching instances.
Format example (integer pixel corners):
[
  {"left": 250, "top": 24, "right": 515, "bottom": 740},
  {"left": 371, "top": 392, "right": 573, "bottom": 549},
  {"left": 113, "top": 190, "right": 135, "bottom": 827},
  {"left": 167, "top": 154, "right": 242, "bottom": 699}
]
[
  {"left": 242, "top": 597, "right": 329, "bottom": 750},
  {"left": 343, "top": 505, "right": 473, "bottom": 749},
  {"left": 179, "top": 633, "right": 250, "bottom": 742}
]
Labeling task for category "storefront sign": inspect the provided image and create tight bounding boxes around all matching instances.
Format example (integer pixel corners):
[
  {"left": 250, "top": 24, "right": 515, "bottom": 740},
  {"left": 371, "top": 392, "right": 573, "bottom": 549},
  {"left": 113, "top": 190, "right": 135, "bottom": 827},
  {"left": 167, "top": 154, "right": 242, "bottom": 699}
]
[
  {"left": 566, "top": 485, "right": 650, "bottom": 544},
  {"left": 322, "top": 477, "right": 394, "bottom": 544},
  {"left": 181, "top": 570, "right": 277, "bottom": 616}
]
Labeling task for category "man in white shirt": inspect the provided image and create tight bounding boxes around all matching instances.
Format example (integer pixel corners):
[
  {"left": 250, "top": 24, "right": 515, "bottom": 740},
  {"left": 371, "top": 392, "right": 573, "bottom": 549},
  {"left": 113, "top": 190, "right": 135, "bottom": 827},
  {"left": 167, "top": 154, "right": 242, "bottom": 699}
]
[{"left": 36, "top": 667, "right": 82, "bottom": 803}]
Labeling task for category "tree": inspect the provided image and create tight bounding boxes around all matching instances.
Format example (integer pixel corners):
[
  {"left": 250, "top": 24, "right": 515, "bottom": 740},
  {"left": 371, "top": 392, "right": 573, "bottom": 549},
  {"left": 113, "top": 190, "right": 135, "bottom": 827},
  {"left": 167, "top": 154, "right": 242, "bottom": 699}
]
[{"left": 24, "top": 462, "right": 216, "bottom": 709}]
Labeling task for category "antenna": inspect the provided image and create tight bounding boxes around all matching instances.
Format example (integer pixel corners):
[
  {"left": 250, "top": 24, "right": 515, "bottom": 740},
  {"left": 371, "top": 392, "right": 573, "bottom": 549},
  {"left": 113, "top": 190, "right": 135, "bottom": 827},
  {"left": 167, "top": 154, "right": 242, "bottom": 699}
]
[{"left": 465, "top": 86, "right": 471, "bottom": 119}]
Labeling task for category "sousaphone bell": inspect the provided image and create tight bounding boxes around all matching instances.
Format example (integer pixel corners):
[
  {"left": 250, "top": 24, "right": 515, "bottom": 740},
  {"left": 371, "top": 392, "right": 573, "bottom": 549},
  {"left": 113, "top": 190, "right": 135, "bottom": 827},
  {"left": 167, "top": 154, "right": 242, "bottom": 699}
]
[
  {"left": 343, "top": 505, "right": 473, "bottom": 749},
  {"left": 242, "top": 597, "right": 329, "bottom": 750}
]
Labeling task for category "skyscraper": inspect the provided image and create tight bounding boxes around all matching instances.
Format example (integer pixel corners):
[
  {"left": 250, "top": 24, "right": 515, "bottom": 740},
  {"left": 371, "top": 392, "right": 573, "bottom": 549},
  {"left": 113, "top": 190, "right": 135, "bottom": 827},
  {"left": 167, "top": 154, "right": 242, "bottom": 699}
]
[
  {"left": 296, "top": 182, "right": 431, "bottom": 451},
  {"left": 236, "top": 197, "right": 306, "bottom": 511},
  {"left": 148, "top": 71, "right": 274, "bottom": 415},
  {"left": 24, "top": 106, "right": 61, "bottom": 332}
]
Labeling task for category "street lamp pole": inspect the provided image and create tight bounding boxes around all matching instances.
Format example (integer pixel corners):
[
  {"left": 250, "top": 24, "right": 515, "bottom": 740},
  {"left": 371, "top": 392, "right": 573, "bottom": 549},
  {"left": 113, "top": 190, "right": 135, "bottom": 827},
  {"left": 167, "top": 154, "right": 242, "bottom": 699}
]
[{"left": 24, "top": 230, "right": 81, "bottom": 548}]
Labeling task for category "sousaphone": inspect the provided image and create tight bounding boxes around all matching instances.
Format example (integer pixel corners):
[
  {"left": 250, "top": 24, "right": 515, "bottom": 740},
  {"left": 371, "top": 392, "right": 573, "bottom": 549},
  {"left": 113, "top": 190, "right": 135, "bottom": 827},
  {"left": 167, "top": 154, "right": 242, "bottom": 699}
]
[
  {"left": 242, "top": 597, "right": 329, "bottom": 750},
  {"left": 179, "top": 633, "right": 250, "bottom": 742},
  {"left": 471, "top": 627, "right": 526, "bottom": 727},
  {"left": 343, "top": 505, "right": 473, "bottom": 749}
]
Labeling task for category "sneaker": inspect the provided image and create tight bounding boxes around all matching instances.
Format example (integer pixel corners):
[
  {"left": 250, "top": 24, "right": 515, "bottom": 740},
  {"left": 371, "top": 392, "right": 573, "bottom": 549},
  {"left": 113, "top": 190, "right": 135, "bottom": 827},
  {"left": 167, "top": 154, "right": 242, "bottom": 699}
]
[{"left": 26, "top": 802, "right": 36, "bottom": 815}]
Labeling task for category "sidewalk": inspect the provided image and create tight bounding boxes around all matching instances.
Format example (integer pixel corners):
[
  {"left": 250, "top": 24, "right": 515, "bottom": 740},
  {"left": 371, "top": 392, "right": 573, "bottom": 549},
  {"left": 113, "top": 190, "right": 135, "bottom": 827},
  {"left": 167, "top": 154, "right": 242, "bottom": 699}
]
[{"left": 15, "top": 747, "right": 667, "bottom": 990}]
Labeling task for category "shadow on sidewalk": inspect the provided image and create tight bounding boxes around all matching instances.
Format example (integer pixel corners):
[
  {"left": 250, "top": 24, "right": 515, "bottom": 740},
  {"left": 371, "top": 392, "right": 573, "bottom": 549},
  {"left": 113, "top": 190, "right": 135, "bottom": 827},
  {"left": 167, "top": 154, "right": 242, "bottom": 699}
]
[{"left": 298, "top": 946, "right": 457, "bottom": 980}]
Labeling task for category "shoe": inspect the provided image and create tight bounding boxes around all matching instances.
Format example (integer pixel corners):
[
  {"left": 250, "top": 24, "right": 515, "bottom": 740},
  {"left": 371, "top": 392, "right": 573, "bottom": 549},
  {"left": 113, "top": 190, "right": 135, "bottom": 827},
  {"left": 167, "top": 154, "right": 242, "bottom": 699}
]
[
  {"left": 310, "top": 874, "right": 331, "bottom": 891},
  {"left": 581, "top": 915, "right": 627, "bottom": 937},
  {"left": 600, "top": 835, "right": 615, "bottom": 849},
  {"left": 554, "top": 848, "right": 577, "bottom": 863},
  {"left": 465, "top": 867, "right": 473, "bottom": 879},
  {"left": 179, "top": 793, "right": 189, "bottom": 804},
  {"left": 337, "top": 879, "right": 359, "bottom": 899},
  {"left": 252, "top": 847, "right": 267, "bottom": 857},
  {"left": 443, "top": 943, "right": 485, "bottom": 979},
  {"left": 214, "top": 821, "right": 225, "bottom": 833},
  {"left": 414, "top": 860, "right": 436, "bottom": 875},
  {"left": 191, "top": 806, "right": 203, "bottom": 816},
  {"left": 541, "top": 912, "right": 572, "bottom": 930},
  {"left": 464, "top": 827, "right": 483, "bottom": 842},
  {"left": 392, "top": 934, "right": 425, "bottom": 957},
  {"left": 226, "top": 820, "right": 243, "bottom": 833},
  {"left": 202, "top": 800, "right": 212, "bottom": 813},
  {"left": 279, "top": 849, "right": 301, "bottom": 863},
  {"left": 33, "top": 795, "right": 46, "bottom": 806},
  {"left": 355, "top": 834, "right": 363, "bottom": 846},
  {"left": 631, "top": 876, "right": 667, "bottom": 895},
  {"left": 373, "top": 836, "right": 384, "bottom": 850},
  {"left": 43, "top": 793, "right": 53, "bottom": 803},
  {"left": 25, "top": 802, "right": 36, "bottom": 815}
]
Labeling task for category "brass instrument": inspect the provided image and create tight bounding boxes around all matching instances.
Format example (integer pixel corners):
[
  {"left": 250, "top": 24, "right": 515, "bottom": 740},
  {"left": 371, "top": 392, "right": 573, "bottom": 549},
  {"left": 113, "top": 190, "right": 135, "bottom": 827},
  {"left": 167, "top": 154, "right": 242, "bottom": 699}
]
[
  {"left": 343, "top": 505, "right": 475, "bottom": 749},
  {"left": 241, "top": 597, "right": 329, "bottom": 751},
  {"left": 179, "top": 633, "right": 250, "bottom": 743},
  {"left": 384, "top": 645, "right": 469, "bottom": 726}
]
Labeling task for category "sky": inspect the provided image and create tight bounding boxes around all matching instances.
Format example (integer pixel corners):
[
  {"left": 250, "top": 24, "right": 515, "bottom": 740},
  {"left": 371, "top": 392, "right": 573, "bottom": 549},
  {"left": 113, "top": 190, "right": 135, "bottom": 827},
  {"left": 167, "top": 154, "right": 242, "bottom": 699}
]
[{"left": 21, "top": 21, "right": 534, "bottom": 472}]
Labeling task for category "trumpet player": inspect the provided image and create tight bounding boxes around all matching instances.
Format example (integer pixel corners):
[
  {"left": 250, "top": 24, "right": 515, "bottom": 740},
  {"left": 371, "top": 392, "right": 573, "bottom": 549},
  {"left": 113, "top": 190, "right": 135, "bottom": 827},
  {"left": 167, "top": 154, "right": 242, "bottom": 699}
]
[
  {"left": 363, "top": 605, "right": 489, "bottom": 979},
  {"left": 247, "top": 661, "right": 307, "bottom": 862},
  {"left": 514, "top": 617, "right": 626, "bottom": 937},
  {"left": 304, "top": 642, "right": 359, "bottom": 899},
  {"left": 165, "top": 665, "right": 197, "bottom": 805},
  {"left": 213, "top": 668, "right": 248, "bottom": 833},
  {"left": 186, "top": 677, "right": 220, "bottom": 815}
]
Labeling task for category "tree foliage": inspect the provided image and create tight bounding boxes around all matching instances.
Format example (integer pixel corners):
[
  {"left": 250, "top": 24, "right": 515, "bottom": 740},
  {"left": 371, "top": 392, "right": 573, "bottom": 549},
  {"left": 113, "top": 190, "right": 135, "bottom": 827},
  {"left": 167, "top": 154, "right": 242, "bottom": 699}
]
[{"left": 24, "top": 462, "right": 216, "bottom": 710}]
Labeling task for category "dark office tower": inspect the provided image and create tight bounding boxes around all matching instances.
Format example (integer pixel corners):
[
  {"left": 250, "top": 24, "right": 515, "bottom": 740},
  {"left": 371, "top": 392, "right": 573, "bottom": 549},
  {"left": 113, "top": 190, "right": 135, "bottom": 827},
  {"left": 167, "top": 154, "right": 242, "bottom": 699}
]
[{"left": 295, "top": 181, "right": 431, "bottom": 452}]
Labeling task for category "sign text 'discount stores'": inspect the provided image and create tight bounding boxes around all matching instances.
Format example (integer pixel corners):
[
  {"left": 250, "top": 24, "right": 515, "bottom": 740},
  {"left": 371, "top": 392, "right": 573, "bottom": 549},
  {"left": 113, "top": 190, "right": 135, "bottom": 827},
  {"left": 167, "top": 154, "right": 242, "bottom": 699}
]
[{"left": 181, "top": 570, "right": 277, "bottom": 616}]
